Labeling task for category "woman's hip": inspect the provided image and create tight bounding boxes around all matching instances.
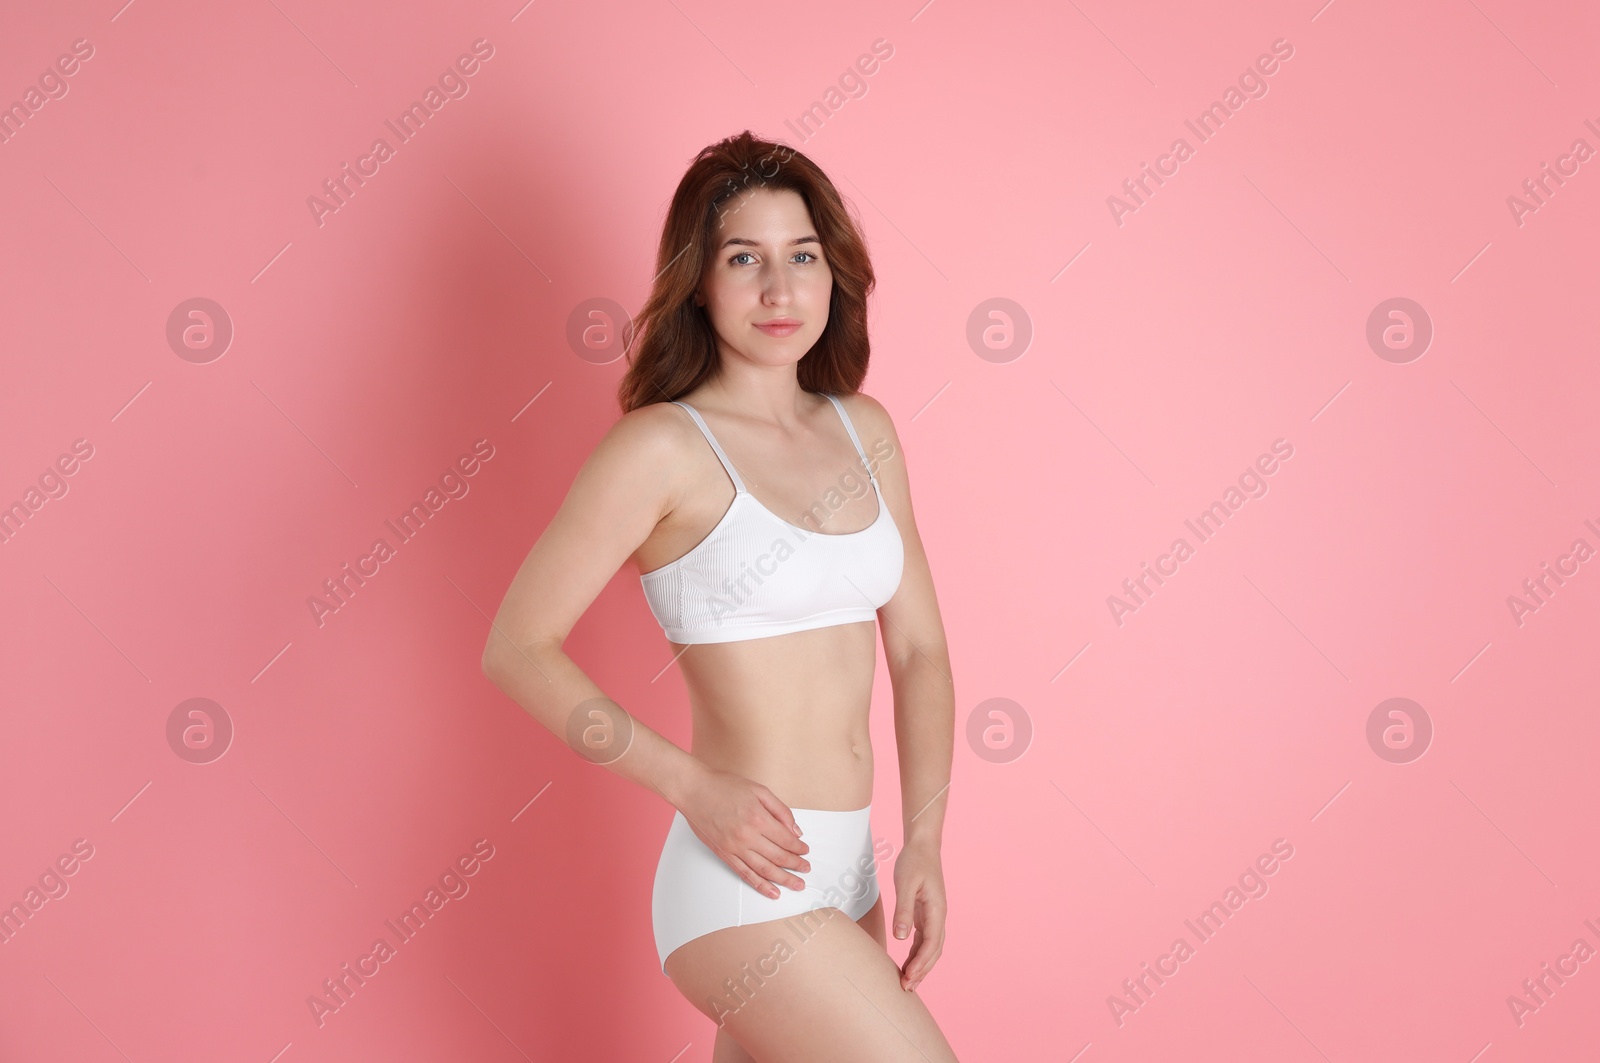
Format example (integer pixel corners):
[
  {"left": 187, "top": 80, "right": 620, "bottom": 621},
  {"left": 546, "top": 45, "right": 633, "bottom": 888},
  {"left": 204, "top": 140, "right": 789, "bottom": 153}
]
[{"left": 650, "top": 803, "right": 882, "bottom": 973}]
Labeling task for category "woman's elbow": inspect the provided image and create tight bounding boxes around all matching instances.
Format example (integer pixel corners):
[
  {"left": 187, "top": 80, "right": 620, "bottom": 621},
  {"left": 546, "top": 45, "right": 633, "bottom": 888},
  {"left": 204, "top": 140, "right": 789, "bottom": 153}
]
[
  {"left": 480, "top": 627, "right": 521, "bottom": 680},
  {"left": 481, "top": 629, "right": 559, "bottom": 681}
]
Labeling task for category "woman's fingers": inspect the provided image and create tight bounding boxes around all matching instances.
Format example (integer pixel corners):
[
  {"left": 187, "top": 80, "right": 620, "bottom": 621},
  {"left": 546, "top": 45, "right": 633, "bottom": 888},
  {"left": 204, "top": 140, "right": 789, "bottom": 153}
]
[
  {"left": 747, "top": 842, "right": 809, "bottom": 894},
  {"left": 905, "top": 928, "right": 944, "bottom": 986},
  {"left": 754, "top": 832, "right": 812, "bottom": 872},
  {"left": 754, "top": 789, "right": 810, "bottom": 857},
  {"left": 697, "top": 787, "right": 817, "bottom": 897},
  {"left": 713, "top": 836, "right": 808, "bottom": 897},
  {"left": 900, "top": 892, "right": 946, "bottom": 991},
  {"left": 721, "top": 851, "right": 782, "bottom": 899},
  {"left": 906, "top": 944, "right": 943, "bottom": 991},
  {"left": 695, "top": 830, "right": 772, "bottom": 896}
]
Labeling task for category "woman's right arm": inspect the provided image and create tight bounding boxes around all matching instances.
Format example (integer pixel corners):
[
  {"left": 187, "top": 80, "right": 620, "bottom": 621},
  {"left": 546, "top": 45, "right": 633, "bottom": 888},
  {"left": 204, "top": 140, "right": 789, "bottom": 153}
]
[
  {"left": 480, "top": 404, "right": 813, "bottom": 897},
  {"left": 479, "top": 405, "right": 705, "bottom": 807}
]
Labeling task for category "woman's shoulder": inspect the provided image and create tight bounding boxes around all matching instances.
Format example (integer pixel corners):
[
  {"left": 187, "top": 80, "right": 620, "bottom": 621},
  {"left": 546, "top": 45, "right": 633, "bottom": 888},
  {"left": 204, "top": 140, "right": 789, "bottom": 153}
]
[
  {"left": 586, "top": 399, "right": 700, "bottom": 478},
  {"left": 832, "top": 389, "right": 897, "bottom": 440}
]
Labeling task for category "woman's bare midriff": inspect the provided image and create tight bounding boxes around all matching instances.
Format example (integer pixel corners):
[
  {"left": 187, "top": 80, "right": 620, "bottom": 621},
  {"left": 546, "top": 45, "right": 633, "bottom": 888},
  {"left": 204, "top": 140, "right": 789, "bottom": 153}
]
[
  {"left": 634, "top": 393, "right": 889, "bottom": 812},
  {"left": 669, "top": 620, "right": 880, "bottom": 812}
]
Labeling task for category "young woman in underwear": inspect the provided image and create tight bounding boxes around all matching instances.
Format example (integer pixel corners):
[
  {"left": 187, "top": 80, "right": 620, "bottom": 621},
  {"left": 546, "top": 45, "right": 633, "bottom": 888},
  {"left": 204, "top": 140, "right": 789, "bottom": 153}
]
[{"left": 481, "top": 130, "right": 959, "bottom": 1063}]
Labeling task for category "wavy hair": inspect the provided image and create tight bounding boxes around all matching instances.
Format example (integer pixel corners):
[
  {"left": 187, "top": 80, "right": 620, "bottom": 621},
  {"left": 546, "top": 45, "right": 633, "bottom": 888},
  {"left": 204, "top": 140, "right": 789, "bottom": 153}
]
[{"left": 616, "top": 130, "right": 876, "bottom": 412}]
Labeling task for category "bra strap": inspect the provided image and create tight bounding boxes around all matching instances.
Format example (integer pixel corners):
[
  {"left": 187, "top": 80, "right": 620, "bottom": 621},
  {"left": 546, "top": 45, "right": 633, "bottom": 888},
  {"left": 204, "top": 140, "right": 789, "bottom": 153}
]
[
  {"left": 672, "top": 401, "right": 747, "bottom": 494},
  {"left": 824, "top": 393, "right": 876, "bottom": 483}
]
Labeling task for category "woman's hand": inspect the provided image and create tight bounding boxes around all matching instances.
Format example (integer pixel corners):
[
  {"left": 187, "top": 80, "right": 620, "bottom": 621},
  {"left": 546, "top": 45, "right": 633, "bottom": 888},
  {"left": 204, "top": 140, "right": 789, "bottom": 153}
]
[
  {"left": 676, "top": 766, "right": 812, "bottom": 899},
  {"left": 891, "top": 840, "right": 947, "bottom": 993}
]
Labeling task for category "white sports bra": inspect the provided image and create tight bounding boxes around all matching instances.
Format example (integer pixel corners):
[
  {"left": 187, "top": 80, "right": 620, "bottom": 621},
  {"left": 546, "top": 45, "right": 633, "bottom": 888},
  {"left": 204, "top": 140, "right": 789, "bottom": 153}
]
[{"left": 639, "top": 393, "right": 904, "bottom": 645}]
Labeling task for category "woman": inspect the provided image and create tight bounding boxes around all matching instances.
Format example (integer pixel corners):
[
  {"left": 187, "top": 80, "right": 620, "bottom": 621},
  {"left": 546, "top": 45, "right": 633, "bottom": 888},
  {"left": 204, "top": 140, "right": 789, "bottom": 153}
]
[{"left": 482, "top": 131, "right": 959, "bottom": 1062}]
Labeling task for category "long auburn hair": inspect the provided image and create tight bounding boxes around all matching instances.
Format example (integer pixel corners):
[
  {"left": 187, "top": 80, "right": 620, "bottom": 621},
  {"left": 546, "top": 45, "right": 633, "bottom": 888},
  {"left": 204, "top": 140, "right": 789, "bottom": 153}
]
[{"left": 616, "top": 130, "right": 876, "bottom": 413}]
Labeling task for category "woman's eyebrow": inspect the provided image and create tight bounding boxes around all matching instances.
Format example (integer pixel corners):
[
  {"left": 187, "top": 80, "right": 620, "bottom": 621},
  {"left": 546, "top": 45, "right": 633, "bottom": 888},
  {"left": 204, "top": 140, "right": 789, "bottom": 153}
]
[{"left": 717, "top": 235, "right": 821, "bottom": 249}]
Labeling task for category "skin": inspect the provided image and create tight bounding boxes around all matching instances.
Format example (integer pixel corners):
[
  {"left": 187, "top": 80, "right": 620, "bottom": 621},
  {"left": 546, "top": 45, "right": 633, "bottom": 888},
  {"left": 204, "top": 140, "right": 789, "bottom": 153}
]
[{"left": 482, "top": 188, "right": 957, "bottom": 1062}]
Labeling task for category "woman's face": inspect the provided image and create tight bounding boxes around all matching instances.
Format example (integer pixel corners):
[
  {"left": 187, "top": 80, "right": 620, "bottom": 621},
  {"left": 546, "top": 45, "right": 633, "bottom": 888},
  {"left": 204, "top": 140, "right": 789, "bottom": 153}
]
[{"left": 695, "top": 186, "right": 833, "bottom": 371}]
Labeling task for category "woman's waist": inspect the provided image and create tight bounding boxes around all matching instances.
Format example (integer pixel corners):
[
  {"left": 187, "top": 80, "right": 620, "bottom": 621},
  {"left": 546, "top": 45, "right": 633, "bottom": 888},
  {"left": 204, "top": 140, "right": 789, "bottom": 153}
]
[
  {"left": 685, "top": 684, "right": 870, "bottom": 742},
  {"left": 688, "top": 707, "right": 871, "bottom": 760},
  {"left": 689, "top": 733, "right": 874, "bottom": 812}
]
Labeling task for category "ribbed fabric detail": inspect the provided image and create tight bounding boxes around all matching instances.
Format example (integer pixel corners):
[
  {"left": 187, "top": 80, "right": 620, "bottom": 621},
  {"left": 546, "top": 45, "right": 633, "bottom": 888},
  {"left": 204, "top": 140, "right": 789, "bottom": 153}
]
[
  {"left": 639, "top": 394, "right": 905, "bottom": 645},
  {"left": 640, "top": 492, "right": 903, "bottom": 644}
]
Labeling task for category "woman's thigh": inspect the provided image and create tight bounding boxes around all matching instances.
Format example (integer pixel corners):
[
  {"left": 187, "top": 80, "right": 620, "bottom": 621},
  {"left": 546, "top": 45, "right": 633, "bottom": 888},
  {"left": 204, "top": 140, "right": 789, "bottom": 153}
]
[
  {"left": 710, "top": 896, "right": 891, "bottom": 1063},
  {"left": 667, "top": 900, "right": 958, "bottom": 1063}
]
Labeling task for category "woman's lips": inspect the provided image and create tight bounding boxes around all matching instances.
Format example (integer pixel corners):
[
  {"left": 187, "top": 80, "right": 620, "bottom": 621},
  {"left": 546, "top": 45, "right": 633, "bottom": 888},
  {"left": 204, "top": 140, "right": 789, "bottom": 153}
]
[{"left": 755, "top": 321, "right": 801, "bottom": 336}]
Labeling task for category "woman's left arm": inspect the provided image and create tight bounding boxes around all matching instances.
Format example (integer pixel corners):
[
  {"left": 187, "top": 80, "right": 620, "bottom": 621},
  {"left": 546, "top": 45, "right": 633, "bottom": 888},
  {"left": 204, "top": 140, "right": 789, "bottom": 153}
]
[{"left": 848, "top": 393, "right": 955, "bottom": 995}]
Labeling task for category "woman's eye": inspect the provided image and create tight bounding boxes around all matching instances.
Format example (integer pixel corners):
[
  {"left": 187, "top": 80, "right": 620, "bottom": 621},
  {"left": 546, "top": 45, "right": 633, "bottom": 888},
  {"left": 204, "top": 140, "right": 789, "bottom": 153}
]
[{"left": 729, "top": 251, "right": 819, "bottom": 265}]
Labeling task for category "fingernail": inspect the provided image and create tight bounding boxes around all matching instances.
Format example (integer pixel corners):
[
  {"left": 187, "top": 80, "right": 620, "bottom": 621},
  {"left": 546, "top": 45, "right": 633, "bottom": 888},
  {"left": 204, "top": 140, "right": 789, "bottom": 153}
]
[
  {"left": 895, "top": 926, "right": 908, "bottom": 938},
  {"left": 792, "top": 824, "right": 802, "bottom": 837}
]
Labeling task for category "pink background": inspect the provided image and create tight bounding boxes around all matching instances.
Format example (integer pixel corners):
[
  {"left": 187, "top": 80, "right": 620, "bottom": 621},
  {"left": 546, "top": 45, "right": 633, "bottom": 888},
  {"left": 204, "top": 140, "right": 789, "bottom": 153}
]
[{"left": 4, "top": 0, "right": 1598, "bottom": 1059}]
